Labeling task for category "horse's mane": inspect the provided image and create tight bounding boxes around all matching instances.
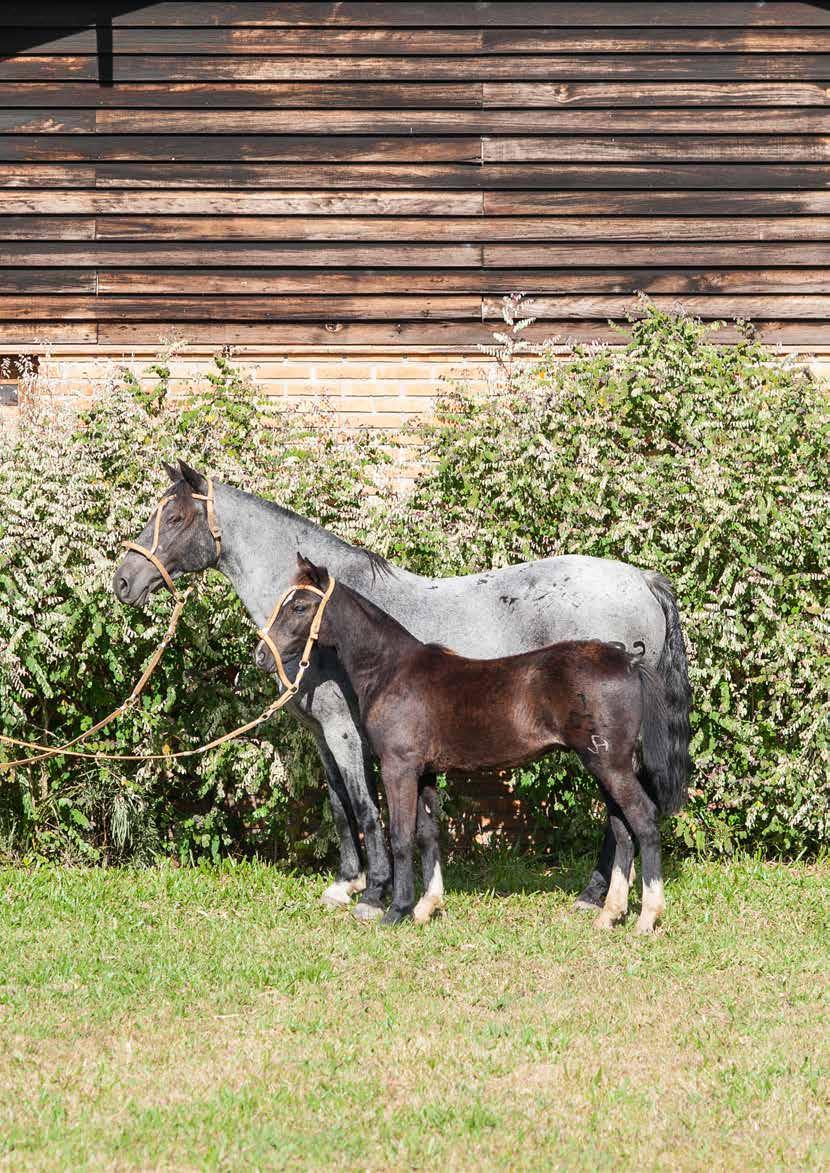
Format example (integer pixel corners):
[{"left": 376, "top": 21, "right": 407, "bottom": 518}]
[{"left": 223, "top": 483, "right": 395, "bottom": 580}]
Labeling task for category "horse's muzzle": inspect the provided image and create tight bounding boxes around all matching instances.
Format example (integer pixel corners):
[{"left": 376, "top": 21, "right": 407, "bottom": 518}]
[{"left": 254, "top": 641, "right": 275, "bottom": 672}]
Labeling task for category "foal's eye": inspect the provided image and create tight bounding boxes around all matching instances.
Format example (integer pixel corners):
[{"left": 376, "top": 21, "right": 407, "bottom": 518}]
[{"left": 294, "top": 603, "right": 310, "bottom": 613}]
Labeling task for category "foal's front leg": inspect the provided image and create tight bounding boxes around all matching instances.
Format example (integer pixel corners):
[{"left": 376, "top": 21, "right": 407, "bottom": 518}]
[
  {"left": 380, "top": 757, "right": 420, "bottom": 926},
  {"left": 413, "top": 775, "right": 444, "bottom": 924}
]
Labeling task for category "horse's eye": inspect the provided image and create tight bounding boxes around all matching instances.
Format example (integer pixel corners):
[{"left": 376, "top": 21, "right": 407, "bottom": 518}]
[
  {"left": 167, "top": 513, "right": 183, "bottom": 525},
  {"left": 294, "top": 603, "right": 309, "bottom": 613}
]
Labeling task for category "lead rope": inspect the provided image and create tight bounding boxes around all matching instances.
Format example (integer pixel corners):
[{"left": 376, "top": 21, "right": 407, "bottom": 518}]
[
  {"left": 0, "top": 575, "right": 337, "bottom": 769},
  {"left": 0, "top": 590, "right": 191, "bottom": 768},
  {"left": 0, "top": 476, "right": 273, "bottom": 771}
]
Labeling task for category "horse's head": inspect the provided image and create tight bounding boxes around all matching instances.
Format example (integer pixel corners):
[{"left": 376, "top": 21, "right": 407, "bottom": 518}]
[
  {"left": 113, "top": 459, "right": 221, "bottom": 607},
  {"left": 254, "top": 554, "right": 332, "bottom": 674}
]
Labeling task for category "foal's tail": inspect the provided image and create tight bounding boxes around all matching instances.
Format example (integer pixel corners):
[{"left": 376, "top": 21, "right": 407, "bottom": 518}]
[{"left": 636, "top": 572, "right": 692, "bottom": 816}]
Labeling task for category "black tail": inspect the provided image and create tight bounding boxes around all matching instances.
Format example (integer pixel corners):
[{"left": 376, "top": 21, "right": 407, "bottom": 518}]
[{"left": 638, "top": 572, "right": 692, "bottom": 815}]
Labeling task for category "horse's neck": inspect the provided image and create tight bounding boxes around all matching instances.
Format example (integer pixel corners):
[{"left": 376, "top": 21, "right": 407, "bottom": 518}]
[
  {"left": 213, "top": 483, "right": 418, "bottom": 627},
  {"left": 323, "top": 584, "right": 420, "bottom": 705}
]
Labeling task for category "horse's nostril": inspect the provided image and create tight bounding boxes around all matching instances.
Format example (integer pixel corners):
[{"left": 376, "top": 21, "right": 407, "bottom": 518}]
[{"left": 117, "top": 576, "right": 130, "bottom": 599}]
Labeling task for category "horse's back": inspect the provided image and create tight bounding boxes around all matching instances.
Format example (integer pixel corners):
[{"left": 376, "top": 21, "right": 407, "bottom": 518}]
[{"left": 409, "top": 555, "right": 666, "bottom": 666}]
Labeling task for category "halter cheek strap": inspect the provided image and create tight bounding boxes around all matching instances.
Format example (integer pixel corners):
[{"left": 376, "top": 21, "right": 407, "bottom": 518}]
[
  {"left": 257, "top": 575, "right": 337, "bottom": 695},
  {"left": 122, "top": 476, "right": 222, "bottom": 603},
  {"left": 191, "top": 478, "right": 222, "bottom": 559}
]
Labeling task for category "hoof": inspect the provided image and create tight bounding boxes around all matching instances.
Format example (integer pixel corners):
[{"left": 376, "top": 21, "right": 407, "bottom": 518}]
[
  {"left": 320, "top": 886, "right": 351, "bottom": 910},
  {"left": 574, "top": 871, "right": 608, "bottom": 912},
  {"left": 413, "top": 895, "right": 444, "bottom": 924},
  {"left": 320, "top": 873, "right": 366, "bottom": 909},
  {"left": 594, "top": 908, "right": 625, "bottom": 931},
  {"left": 635, "top": 915, "right": 657, "bottom": 935},
  {"left": 573, "top": 893, "right": 605, "bottom": 912},
  {"left": 381, "top": 906, "right": 412, "bottom": 926},
  {"left": 352, "top": 900, "right": 385, "bottom": 923}
]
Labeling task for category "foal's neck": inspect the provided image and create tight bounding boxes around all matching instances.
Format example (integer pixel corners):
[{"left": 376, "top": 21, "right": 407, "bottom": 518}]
[{"left": 321, "top": 584, "right": 421, "bottom": 708}]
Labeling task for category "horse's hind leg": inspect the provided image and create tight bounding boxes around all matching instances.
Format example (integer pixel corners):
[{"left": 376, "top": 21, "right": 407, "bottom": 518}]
[
  {"left": 593, "top": 805, "right": 636, "bottom": 930},
  {"left": 413, "top": 775, "right": 443, "bottom": 924}
]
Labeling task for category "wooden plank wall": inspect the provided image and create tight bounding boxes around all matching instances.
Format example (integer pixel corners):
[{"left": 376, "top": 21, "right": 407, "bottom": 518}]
[{"left": 1, "top": 1, "right": 829, "bottom": 350}]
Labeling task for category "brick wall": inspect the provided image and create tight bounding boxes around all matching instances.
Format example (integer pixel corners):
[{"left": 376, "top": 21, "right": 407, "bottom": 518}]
[
  {"left": 30, "top": 346, "right": 491, "bottom": 430},
  {"left": 25, "top": 343, "right": 830, "bottom": 433}
]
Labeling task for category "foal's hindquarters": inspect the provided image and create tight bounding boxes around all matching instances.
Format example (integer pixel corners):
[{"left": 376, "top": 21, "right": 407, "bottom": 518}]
[{"left": 375, "top": 647, "right": 668, "bottom": 934}]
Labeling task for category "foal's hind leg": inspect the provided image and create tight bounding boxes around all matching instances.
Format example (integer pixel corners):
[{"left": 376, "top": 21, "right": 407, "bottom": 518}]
[
  {"left": 592, "top": 765, "right": 665, "bottom": 933},
  {"left": 625, "top": 791, "right": 665, "bottom": 934},
  {"left": 593, "top": 807, "right": 636, "bottom": 930},
  {"left": 575, "top": 816, "right": 637, "bottom": 912},
  {"left": 413, "top": 775, "right": 444, "bottom": 924},
  {"left": 574, "top": 818, "right": 615, "bottom": 911}
]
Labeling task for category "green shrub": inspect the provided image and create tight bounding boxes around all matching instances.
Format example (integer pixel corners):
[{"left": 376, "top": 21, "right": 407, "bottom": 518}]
[
  {"left": 1, "top": 305, "right": 827, "bottom": 864},
  {"left": 383, "top": 302, "right": 829, "bottom": 856},
  {"left": 0, "top": 354, "right": 385, "bottom": 864}
]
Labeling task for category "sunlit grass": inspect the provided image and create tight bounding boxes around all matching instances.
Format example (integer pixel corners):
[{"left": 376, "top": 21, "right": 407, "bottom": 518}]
[{"left": 1, "top": 853, "right": 827, "bottom": 1170}]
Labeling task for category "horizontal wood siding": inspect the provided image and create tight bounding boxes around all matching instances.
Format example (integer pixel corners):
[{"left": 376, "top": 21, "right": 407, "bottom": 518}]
[{"left": 0, "top": 2, "right": 828, "bottom": 349}]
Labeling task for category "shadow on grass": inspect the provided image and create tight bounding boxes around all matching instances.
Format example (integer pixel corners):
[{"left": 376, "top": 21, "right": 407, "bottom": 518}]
[{"left": 444, "top": 844, "right": 685, "bottom": 901}]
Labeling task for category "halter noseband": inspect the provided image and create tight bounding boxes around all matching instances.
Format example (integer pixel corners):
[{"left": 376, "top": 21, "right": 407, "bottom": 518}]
[
  {"left": 122, "top": 476, "right": 222, "bottom": 603},
  {"left": 257, "top": 575, "right": 337, "bottom": 695}
]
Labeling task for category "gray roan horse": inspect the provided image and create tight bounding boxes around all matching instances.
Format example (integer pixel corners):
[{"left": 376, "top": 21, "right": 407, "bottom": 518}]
[{"left": 113, "top": 460, "right": 691, "bottom": 921}]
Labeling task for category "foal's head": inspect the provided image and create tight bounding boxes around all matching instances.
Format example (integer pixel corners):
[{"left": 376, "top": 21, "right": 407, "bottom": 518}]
[
  {"left": 113, "top": 460, "right": 220, "bottom": 606},
  {"left": 254, "top": 554, "right": 332, "bottom": 673}
]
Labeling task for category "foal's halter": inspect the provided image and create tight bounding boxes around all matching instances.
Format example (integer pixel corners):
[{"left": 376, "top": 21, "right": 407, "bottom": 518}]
[
  {"left": 121, "top": 477, "right": 222, "bottom": 602},
  {"left": 257, "top": 575, "right": 337, "bottom": 696}
]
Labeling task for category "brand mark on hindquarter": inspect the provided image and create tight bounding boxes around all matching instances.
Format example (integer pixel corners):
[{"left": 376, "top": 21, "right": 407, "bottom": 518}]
[{"left": 587, "top": 733, "right": 610, "bottom": 755}]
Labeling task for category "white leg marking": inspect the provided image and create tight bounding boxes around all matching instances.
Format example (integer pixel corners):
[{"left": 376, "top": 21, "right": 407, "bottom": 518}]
[
  {"left": 413, "top": 860, "right": 444, "bottom": 924},
  {"left": 636, "top": 877, "right": 665, "bottom": 935},
  {"left": 321, "top": 872, "right": 366, "bottom": 908},
  {"left": 594, "top": 864, "right": 630, "bottom": 930}
]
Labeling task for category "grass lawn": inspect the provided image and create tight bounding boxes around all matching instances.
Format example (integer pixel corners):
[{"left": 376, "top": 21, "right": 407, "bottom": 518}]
[{"left": 0, "top": 854, "right": 827, "bottom": 1171}]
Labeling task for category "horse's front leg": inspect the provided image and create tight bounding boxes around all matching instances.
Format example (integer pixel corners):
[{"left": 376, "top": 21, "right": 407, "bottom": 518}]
[
  {"left": 310, "top": 732, "right": 367, "bottom": 909},
  {"left": 299, "top": 678, "right": 392, "bottom": 920}
]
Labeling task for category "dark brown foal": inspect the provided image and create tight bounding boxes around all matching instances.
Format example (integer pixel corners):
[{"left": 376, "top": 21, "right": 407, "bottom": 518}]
[{"left": 256, "top": 555, "right": 672, "bottom": 933}]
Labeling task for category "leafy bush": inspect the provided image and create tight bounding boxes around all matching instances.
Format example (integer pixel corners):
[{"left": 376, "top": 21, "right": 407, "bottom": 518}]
[
  {"left": 383, "top": 302, "right": 829, "bottom": 856},
  {"left": 0, "top": 354, "right": 385, "bottom": 863},
  {"left": 1, "top": 305, "right": 827, "bottom": 864}
]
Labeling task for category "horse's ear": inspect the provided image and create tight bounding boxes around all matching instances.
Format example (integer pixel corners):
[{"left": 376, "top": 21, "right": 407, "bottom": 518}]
[
  {"left": 296, "top": 552, "right": 327, "bottom": 590},
  {"left": 178, "top": 459, "right": 208, "bottom": 495},
  {"left": 162, "top": 460, "right": 179, "bottom": 483}
]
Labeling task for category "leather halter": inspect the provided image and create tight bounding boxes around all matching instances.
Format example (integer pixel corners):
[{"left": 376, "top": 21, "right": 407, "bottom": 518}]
[
  {"left": 121, "top": 477, "right": 222, "bottom": 602},
  {"left": 257, "top": 575, "right": 336, "bottom": 695}
]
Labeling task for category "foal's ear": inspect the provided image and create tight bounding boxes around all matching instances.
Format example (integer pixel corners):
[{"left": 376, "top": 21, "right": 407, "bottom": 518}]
[
  {"left": 162, "top": 460, "right": 179, "bottom": 483},
  {"left": 296, "top": 552, "right": 328, "bottom": 590},
  {"left": 178, "top": 459, "right": 208, "bottom": 495}
]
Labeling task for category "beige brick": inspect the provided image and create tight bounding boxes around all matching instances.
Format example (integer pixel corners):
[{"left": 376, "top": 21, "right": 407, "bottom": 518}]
[{"left": 24, "top": 348, "right": 510, "bottom": 436}]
